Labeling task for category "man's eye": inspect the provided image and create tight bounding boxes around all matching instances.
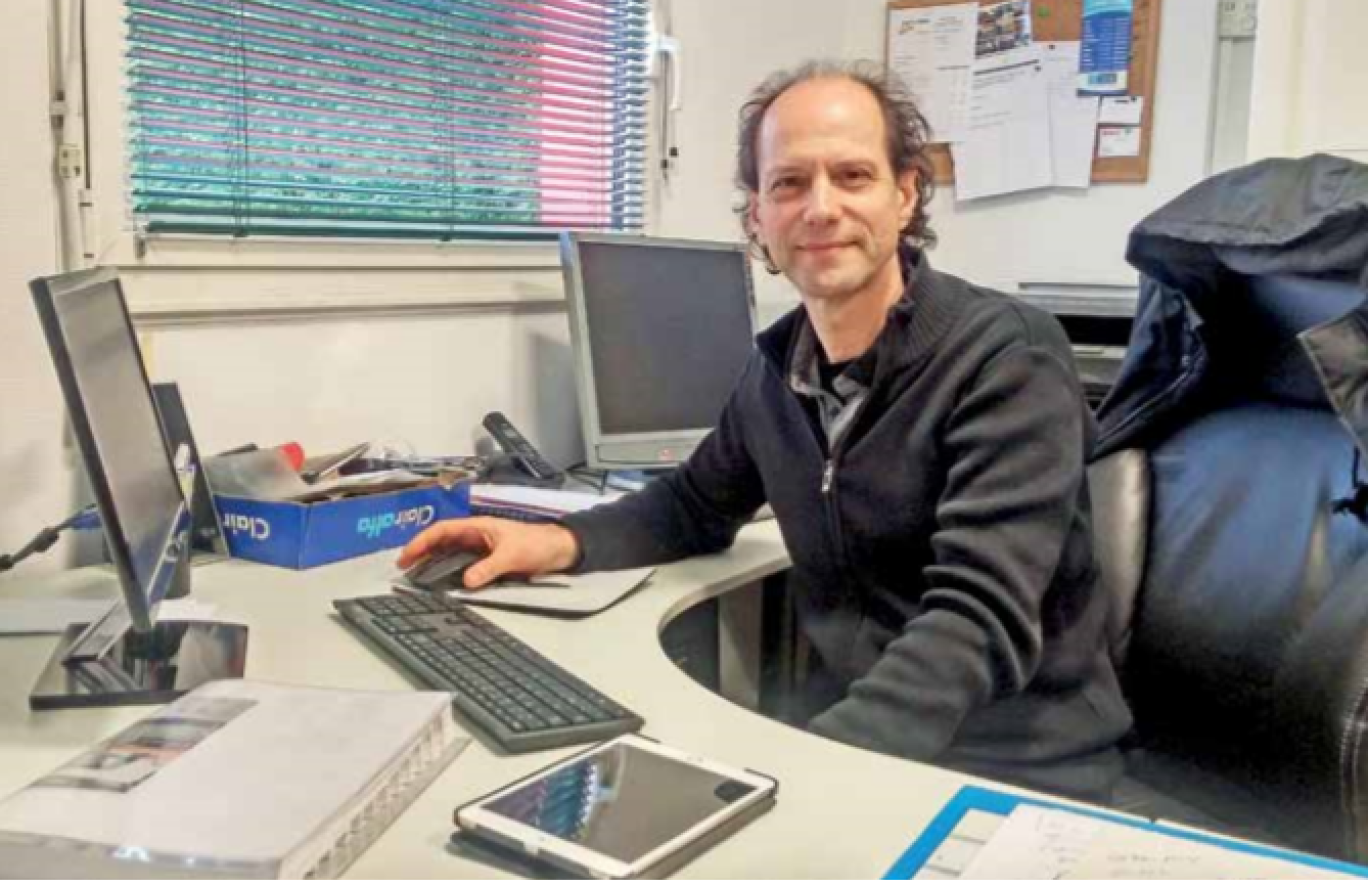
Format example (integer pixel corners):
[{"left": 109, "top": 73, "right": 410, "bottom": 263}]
[
  {"left": 770, "top": 177, "right": 801, "bottom": 192},
  {"left": 843, "top": 169, "right": 874, "bottom": 184}
]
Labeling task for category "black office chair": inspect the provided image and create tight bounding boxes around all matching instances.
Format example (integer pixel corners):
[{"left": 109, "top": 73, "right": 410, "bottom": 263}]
[{"left": 1090, "top": 273, "right": 1368, "bottom": 861}]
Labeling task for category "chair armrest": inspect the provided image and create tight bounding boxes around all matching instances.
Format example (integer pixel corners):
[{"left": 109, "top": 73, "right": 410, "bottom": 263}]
[
  {"left": 1087, "top": 449, "right": 1151, "bottom": 669},
  {"left": 1268, "top": 553, "right": 1368, "bottom": 861}
]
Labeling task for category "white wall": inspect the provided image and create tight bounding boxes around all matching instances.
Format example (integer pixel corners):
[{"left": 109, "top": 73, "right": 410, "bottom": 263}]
[
  {"left": 1248, "top": 0, "right": 1368, "bottom": 163},
  {"left": 0, "top": 0, "right": 72, "bottom": 574}
]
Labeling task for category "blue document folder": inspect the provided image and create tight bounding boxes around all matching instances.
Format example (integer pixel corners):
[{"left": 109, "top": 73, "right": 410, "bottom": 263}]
[{"left": 884, "top": 785, "right": 1368, "bottom": 879}]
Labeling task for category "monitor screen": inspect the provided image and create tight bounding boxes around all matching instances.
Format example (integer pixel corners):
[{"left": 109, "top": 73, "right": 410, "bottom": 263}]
[
  {"left": 31, "top": 268, "right": 190, "bottom": 634},
  {"left": 561, "top": 234, "right": 757, "bottom": 470}
]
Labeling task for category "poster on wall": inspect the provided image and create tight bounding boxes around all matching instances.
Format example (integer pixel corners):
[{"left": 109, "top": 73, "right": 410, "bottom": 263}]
[{"left": 1078, "top": 0, "right": 1134, "bottom": 95}]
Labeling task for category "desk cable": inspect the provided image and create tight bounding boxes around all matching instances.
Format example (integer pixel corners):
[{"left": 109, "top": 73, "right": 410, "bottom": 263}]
[{"left": 0, "top": 505, "right": 97, "bottom": 574}]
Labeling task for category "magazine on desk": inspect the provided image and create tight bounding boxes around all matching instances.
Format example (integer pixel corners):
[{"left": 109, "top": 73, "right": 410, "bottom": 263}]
[{"left": 0, "top": 680, "right": 469, "bottom": 878}]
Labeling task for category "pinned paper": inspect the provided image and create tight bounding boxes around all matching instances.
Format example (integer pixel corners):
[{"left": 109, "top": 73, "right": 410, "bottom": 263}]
[
  {"left": 887, "top": 4, "right": 978, "bottom": 143},
  {"left": 952, "top": 1, "right": 1054, "bottom": 201},
  {"left": 1099, "top": 95, "right": 1144, "bottom": 126},
  {"left": 1079, "top": 0, "right": 1134, "bottom": 95},
  {"left": 1043, "top": 42, "right": 1102, "bottom": 188},
  {"left": 1098, "top": 126, "right": 1141, "bottom": 158}
]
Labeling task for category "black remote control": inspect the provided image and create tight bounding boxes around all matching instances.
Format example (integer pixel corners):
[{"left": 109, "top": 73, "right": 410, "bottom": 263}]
[{"left": 482, "top": 412, "right": 565, "bottom": 483}]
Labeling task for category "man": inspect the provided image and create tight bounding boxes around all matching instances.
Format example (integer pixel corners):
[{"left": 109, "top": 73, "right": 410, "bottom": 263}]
[{"left": 400, "top": 61, "right": 1132, "bottom": 802}]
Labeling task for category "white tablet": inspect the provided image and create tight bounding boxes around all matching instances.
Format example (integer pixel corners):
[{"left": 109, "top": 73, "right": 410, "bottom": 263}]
[{"left": 454, "top": 734, "right": 778, "bottom": 879}]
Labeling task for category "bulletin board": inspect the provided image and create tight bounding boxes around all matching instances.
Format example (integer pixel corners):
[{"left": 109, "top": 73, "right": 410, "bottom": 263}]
[{"left": 886, "top": 0, "right": 1163, "bottom": 185}]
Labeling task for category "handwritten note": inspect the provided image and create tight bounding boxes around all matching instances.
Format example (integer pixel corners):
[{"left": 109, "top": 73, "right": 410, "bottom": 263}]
[
  {"left": 958, "top": 806, "right": 1104, "bottom": 879},
  {"left": 1062, "top": 826, "right": 1353, "bottom": 879},
  {"left": 950, "top": 805, "right": 1353, "bottom": 880}
]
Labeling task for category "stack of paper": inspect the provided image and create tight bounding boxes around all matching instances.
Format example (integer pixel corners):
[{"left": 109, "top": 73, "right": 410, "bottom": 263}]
[
  {"left": 0, "top": 680, "right": 469, "bottom": 878},
  {"left": 468, "top": 484, "right": 621, "bottom": 523}
]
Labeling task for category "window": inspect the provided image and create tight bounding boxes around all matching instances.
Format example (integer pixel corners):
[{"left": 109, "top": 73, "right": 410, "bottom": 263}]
[{"left": 124, "top": 0, "right": 650, "bottom": 241}]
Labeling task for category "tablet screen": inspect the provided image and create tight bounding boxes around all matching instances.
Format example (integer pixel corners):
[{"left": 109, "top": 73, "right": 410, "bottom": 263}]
[{"left": 485, "top": 741, "right": 758, "bottom": 863}]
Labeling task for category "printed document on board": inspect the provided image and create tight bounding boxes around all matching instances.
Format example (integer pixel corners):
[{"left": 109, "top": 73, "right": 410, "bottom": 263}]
[
  {"left": 1079, "top": 0, "right": 1134, "bottom": 95},
  {"left": 886, "top": 3, "right": 977, "bottom": 144},
  {"left": 951, "top": 1, "right": 1052, "bottom": 201},
  {"left": 1042, "top": 41, "right": 1101, "bottom": 188}
]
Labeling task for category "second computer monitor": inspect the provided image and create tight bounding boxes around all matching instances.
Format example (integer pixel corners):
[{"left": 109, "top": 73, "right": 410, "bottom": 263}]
[{"left": 560, "top": 234, "right": 758, "bottom": 471}]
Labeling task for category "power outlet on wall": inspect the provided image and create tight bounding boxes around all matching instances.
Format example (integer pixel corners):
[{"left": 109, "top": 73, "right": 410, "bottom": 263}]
[{"left": 1218, "top": 0, "right": 1258, "bottom": 39}]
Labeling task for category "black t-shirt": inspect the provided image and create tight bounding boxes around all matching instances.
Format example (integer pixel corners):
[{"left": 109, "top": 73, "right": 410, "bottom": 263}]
[{"left": 816, "top": 347, "right": 854, "bottom": 396}]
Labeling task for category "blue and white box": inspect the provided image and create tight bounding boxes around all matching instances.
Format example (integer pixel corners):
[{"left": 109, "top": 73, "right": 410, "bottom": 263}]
[{"left": 214, "top": 483, "right": 470, "bottom": 569}]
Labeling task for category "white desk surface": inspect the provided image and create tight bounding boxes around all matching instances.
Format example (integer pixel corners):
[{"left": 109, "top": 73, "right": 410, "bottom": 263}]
[{"left": 0, "top": 524, "right": 990, "bottom": 879}]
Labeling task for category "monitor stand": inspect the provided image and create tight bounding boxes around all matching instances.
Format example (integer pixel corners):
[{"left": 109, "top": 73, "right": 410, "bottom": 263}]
[
  {"left": 26, "top": 525, "right": 248, "bottom": 711},
  {"left": 29, "top": 616, "right": 248, "bottom": 711}
]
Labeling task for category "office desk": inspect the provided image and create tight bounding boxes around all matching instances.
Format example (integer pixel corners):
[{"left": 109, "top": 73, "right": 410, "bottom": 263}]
[{"left": 0, "top": 524, "right": 990, "bottom": 879}]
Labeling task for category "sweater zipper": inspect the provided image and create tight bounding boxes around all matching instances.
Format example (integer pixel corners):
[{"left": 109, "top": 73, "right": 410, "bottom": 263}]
[
  {"left": 820, "top": 456, "right": 846, "bottom": 577},
  {"left": 820, "top": 378, "right": 884, "bottom": 569}
]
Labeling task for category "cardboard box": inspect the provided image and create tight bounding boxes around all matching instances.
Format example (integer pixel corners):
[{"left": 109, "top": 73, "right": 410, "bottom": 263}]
[{"left": 214, "top": 483, "right": 470, "bottom": 569}]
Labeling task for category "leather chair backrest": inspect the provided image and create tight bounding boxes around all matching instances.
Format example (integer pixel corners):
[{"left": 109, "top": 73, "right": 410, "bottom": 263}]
[
  {"left": 1086, "top": 449, "right": 1151, "bottom": 670},
  {"left": 1088, "top": 274, "right": 1368, "bottom": 859},
  {"left": 1127, "top": 404, "right": 1368, "bottom": 857}
]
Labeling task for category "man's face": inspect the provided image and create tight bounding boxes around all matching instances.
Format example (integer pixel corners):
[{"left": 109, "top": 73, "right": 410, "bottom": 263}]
[{"left": 747, "top": 77, "right": 918, "bottom": 306}]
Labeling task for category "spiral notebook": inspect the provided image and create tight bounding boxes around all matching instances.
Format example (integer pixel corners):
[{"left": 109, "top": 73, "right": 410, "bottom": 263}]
[{"left": 0, "top": 680, "right": 468, "bottom": 878}]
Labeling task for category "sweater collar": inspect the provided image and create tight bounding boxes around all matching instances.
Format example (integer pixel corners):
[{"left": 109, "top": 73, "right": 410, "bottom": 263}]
[{"left": 756, "top": 244, "right": 964, "bottom": 376}]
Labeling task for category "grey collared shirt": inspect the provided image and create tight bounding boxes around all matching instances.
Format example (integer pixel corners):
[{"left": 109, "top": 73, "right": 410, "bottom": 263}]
[{"left": 788, "top": 320, "right": 876, "bottom": 449}]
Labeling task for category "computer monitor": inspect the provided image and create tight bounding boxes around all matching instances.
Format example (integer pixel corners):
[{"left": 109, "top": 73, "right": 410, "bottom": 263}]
[
  {"left": 559, "top": 234, "right": 758, "bottom": 471},
  {"left": 27, "top": 267, "right": 246, "bottom": 709}
]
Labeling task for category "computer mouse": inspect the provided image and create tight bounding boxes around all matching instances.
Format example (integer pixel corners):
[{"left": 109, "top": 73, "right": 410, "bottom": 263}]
[{"left": 403, "top": 549, "right": 483, "bottom": 592}]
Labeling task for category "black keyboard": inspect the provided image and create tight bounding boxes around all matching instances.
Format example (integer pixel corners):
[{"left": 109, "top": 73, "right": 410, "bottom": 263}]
[{"left": 333, "top": 593, "right": 643, "bottom": 753}]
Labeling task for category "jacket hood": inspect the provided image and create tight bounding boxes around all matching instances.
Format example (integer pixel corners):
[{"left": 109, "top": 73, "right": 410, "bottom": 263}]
[
  {"left": 1127, "top": 154, "right": 1368, "bottom": 294},
  {"left": 1097, "top": 154, "right": 1368, "bottom": 459}
]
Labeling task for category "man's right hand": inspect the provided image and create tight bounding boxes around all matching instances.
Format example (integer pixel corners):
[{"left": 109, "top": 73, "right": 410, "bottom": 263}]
[{"left": 395, "top": 517, "right": 581, "bottom": 590}]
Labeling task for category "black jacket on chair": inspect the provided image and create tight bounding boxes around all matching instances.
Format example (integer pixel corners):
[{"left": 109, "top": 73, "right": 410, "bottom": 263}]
[
  {"left": 1097, "top": 153, "right": 1368, "bottom": 459},
  {"left": 1087, "top": 154, "right": 1368, "bottom": 861}
]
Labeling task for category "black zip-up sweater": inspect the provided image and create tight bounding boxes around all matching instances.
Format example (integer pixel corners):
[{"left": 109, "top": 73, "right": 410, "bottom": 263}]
[{"left": 563, "top": 249, "right": 1133, "bottom": 800}]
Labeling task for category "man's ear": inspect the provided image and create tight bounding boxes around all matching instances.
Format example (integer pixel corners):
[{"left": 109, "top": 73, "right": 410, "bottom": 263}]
[
  {"left": 744, "top": 192, "right": 761, "bottom": 235},
  {"left": 896, "top": 169, "right": 919, "bottom": 228}
]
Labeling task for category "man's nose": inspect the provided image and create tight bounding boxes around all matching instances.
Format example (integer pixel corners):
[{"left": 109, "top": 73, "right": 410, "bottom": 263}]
[{"left": 803, "top": 177, "right": 839, "bottom": 224}]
